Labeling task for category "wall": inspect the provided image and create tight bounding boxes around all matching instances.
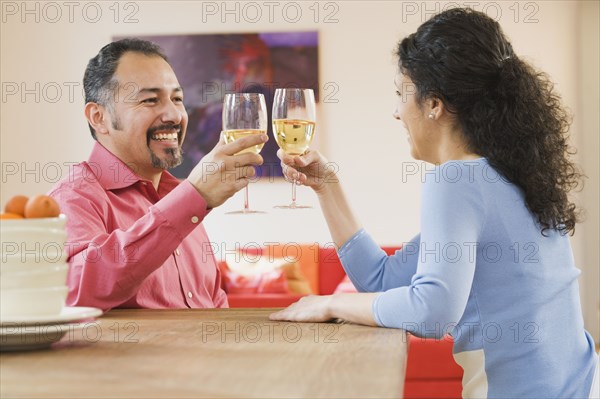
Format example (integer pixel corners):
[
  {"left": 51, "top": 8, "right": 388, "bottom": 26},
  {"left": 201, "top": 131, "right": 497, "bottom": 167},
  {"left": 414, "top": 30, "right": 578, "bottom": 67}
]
[
  {"left": 577, "top": 0, "right": 600, "bottom": 342},
  {"left": 1, "top": 1, "right": 597, "bottom": 340}
]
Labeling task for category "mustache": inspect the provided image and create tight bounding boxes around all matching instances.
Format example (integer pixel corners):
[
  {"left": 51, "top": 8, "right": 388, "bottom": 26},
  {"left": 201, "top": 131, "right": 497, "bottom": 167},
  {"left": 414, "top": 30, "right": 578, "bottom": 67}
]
[{"left": 147, "top": 123, "right": 182, "bottom": 136}]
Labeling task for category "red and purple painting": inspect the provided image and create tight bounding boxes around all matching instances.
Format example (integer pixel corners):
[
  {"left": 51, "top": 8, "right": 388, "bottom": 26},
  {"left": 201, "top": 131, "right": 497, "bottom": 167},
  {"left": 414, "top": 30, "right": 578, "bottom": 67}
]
[{"left": 117, "top": 31, "right": 319, "bottom": 178}]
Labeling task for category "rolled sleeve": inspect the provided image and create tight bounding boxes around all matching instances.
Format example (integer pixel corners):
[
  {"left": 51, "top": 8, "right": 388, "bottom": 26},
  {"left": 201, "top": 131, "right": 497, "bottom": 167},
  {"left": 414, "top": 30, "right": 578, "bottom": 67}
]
[{"left": 152, "top": 180, "right": 210, "bottom": 241}]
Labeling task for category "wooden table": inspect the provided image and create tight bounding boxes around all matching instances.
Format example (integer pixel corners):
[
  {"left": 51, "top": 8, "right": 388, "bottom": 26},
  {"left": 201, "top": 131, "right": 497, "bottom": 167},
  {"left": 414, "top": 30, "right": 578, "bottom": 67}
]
[{"left": 1, "top": 308, "right": 407, "bottom": 398}]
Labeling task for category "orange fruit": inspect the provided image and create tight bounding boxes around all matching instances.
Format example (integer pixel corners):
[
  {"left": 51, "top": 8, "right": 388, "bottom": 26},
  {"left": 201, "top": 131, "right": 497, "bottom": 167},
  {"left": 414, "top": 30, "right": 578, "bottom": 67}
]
[
  {"left": 4, "top": 195, "right": 29, "bottom": 217},
  {"left": 23, "top": 195, "right": 60, "bottom": 218},
  {"left": 0, "top": 212, "right": 24, "bottom": 219}
]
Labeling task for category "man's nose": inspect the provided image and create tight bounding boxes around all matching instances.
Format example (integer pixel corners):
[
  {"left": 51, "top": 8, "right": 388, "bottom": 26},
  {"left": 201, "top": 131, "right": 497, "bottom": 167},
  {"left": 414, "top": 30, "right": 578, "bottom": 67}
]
[
  {"left": 160, "top": 99, "right": 183, "bottom": 124},
  {"left": 393, "top": 108, "right": 401, "bottom": 120}
]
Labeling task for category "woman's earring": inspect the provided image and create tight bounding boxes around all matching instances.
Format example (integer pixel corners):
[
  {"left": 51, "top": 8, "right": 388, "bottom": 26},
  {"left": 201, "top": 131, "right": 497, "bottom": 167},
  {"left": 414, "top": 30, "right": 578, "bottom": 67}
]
[{"left": 428, "top": 112, "right": 435, "bottom": 120}]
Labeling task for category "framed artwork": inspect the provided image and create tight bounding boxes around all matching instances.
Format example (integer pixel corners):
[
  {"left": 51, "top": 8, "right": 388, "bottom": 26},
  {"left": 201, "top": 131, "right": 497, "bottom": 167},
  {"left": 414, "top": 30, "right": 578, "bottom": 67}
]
[{"left": 116, "top": 31, "right": 319, "bottom": 178}]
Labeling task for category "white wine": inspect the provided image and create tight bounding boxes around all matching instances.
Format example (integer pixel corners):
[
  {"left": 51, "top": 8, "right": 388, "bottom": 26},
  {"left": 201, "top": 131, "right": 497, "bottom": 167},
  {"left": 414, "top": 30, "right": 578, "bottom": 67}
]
[
  {"left": 272, "top": 119, "right": 316, "bottom": 155},
  {"left": 222, "top": 129, "right": 266, "bottom": 155}
]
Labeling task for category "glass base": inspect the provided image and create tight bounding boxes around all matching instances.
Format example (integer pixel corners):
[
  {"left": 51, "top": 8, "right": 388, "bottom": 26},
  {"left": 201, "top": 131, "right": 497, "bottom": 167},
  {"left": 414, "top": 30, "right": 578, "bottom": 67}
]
[
  {"left": 274, "top": 204, "right": 312, "bottom": 209},
  {"left": 225, "top": 209, "right": 267, "bottom": 215}
]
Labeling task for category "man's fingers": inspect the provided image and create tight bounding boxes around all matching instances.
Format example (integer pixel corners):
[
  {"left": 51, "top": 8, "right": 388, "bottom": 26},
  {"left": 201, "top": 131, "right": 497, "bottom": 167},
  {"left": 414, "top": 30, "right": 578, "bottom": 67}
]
[
  {"left": 210, "top": 132, "right": 226, "bottom": 150},
  {"left": 221, "top": 133, "right": 268, "bottom": 156},
  {"left": 238, "top": 165, "right": 256, "bottom": 179},
  {"left": 230, "top": 152, "right": 263, "bottom": 167},
  {"left": 233, "top": 177, "right": 250, "bottom": 192}
]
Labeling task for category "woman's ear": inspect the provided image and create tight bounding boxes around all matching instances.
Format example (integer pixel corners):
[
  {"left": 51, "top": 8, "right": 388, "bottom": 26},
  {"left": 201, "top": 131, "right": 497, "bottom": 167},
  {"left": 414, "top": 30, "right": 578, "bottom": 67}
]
[
  {"left": 84, "top": 102, "right": 109, "bottom": 136},
  {"left": 427, "top": 98, "right": 445, "bottom": 120}
]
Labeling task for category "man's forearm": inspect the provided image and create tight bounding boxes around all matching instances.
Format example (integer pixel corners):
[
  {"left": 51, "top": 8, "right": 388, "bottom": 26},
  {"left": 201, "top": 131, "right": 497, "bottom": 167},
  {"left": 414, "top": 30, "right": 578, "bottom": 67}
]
[{"left": 62, "top": 181, "right": 209, "bottom": 310}]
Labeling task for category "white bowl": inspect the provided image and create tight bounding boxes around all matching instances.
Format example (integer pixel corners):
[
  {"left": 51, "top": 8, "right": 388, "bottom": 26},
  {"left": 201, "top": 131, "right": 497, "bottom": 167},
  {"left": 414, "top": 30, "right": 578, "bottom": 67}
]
[
  {"left": 1, "top": 265, "right": 68, "bottom": 290},
  {"left": 0, "top": 214, "right": 66, "bottom": 229},
  {"left": 0, "top": 286, "right": 68, "bottom": 318},
  {"left": 1, "top": 215, "right": 68, "bottom": 270},
  {"left": 1, "top": 214, "right": 67, "bottom": 248},
  {"left": 0, "top": 229, "right": 67, "bottom": 249}
]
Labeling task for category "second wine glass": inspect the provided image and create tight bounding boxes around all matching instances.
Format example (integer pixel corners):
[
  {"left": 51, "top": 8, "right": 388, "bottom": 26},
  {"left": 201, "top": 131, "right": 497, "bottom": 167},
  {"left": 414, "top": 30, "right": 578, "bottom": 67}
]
[
  {"left": 272, "top": 88, "right": 317, "bottom": 209},
  {"left": 222, "top": 93, "right": 268, "bottom": 214}
]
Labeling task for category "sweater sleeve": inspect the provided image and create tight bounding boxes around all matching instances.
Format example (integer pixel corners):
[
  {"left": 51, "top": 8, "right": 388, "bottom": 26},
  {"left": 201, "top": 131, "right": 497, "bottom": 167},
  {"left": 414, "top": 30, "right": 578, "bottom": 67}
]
[
  {"left": 337, "top": 229, "right": 421, "bottom": 292},
  {"left": 372, "top": 162, "right": 485, "bottom": 337}
]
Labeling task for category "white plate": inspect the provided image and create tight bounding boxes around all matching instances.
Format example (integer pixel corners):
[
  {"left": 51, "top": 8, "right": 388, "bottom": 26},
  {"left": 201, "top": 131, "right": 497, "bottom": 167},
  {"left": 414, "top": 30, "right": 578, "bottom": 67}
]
[
  {"left": 0, "top": 322, "right": 84, "bottom": 352},
  {"left": 0, "top": 306, "right": 103, "bottom": 326}
]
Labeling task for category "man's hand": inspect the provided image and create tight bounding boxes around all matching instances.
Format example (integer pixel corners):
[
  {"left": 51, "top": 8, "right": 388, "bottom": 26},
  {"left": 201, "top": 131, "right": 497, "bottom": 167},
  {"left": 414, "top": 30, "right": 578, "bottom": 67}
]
[{"left": 187, "top": 133, "right": 267, "bottom": 208}]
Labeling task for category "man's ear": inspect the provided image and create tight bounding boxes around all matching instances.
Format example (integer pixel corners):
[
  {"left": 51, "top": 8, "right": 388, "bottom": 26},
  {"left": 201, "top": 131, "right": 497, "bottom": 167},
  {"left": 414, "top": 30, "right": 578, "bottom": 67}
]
[{"left": 84, "top": 102, "right": 109, "bottom": 136}]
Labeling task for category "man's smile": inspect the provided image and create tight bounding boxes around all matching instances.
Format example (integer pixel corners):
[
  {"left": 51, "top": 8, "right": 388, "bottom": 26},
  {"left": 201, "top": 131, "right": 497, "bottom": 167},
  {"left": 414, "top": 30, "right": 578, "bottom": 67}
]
[{"left": 147, "top": 124, "right": 182, "bottom": 146}]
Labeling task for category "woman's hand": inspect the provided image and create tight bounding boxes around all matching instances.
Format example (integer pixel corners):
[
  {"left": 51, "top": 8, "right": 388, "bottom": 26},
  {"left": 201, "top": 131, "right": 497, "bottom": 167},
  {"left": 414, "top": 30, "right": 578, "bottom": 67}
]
[
  {"left": 269, "top": 293, "right": 379, "bottom": 326},
  {"left": 278, "top": 149, "right": 338, "bottom": 194},
  {"left": 269, "top": 295, "right": 335, "bottom": 323},
  {"left": 279, "top": 148, "right": 361, "bottom": 250}
]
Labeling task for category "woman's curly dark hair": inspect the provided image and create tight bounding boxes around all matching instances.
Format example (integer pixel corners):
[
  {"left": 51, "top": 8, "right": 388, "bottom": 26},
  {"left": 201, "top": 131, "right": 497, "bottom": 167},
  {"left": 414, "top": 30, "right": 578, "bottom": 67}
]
[{"left": 397, "top": 8, "right": 583, "bottom": 235}]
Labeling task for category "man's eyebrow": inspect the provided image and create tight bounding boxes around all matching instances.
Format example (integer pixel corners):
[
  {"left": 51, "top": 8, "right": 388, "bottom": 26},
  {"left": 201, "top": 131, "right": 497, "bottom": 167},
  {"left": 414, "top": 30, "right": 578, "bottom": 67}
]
[{"left": 138, "top": 87, "right": 184, "bottom": 95}]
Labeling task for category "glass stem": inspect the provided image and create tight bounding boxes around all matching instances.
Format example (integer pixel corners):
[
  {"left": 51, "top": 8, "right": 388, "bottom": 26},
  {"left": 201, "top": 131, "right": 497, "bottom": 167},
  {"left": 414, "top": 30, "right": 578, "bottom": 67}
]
[
  {"left": 243, "top": 185, "right": 250, "bottom": 212},
  {"left": 291, "top": 180, "right": 297, "bottom": 208}
]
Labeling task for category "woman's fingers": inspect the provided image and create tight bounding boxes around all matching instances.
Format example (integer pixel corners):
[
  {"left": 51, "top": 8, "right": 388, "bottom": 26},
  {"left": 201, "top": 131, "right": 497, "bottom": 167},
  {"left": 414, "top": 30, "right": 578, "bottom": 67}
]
[
  {"left": 281, "top": 163, "right": 305, "bottom": 182},
  {"left": 296, "top": 149, "right": 320, "bottom": 166},
  {"left": 268, "top": 296, "right": 333, "bottom": 322},
  {"left": 278, "top": 149, "right": 322, "bottom": 167},
  {"left": 268, "top": 310, "right": 285, "bottom": 321}
]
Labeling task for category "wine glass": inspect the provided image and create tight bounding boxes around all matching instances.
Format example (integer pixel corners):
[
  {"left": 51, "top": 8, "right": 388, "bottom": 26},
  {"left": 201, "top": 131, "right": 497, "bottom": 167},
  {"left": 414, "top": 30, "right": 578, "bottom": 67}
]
[
  {"left": 222, "top": 93, "right": 268, "bottom": 214},
  {"left": 272, "top": 88, "right": 316, "bottom": 209}
]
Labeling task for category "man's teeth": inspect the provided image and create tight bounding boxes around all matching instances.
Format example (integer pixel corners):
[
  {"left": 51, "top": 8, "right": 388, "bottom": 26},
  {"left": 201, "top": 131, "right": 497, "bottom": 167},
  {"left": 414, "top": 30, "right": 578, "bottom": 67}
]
[{"left": 152, "top": 133, "right": 178, "bottom": 141}]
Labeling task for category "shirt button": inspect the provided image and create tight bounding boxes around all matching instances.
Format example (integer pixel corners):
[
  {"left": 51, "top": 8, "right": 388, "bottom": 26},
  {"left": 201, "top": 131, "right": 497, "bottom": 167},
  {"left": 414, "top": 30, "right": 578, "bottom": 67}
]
[
  {"left": 175, "top": 249, "right": 181, "bottom": 256},
  {"left": 191, "top": 216, "right": 199, "bottom": 224},
  {"left": 187, "top": 291, "right": 193, "bottom": 299}
]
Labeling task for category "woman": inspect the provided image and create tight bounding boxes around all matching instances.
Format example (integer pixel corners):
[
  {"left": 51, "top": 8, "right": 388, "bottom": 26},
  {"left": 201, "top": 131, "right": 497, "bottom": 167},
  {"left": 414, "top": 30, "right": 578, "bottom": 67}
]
[{"left": 269, "top": 8, "right": 599, "bottom": 398}]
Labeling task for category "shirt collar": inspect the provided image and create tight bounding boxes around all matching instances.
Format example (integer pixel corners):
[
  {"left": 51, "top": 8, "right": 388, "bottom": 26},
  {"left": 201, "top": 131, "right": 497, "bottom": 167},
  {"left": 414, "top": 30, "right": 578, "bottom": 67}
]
[{"left": 87, "top": 142, "right": 180, "bottom": 192}]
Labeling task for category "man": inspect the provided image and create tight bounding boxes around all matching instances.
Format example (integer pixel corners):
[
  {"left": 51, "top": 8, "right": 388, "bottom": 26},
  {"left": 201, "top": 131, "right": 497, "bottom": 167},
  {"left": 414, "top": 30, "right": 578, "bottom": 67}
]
[{"left": 50, "top": 39, "right": 266, "bottom": 310}]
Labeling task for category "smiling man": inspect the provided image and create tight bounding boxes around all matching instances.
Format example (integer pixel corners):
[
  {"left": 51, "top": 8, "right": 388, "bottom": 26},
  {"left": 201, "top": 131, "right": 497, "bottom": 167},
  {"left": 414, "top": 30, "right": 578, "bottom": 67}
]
[{"left": 50, "top": 39, "right": 266, "bottom": 310}]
